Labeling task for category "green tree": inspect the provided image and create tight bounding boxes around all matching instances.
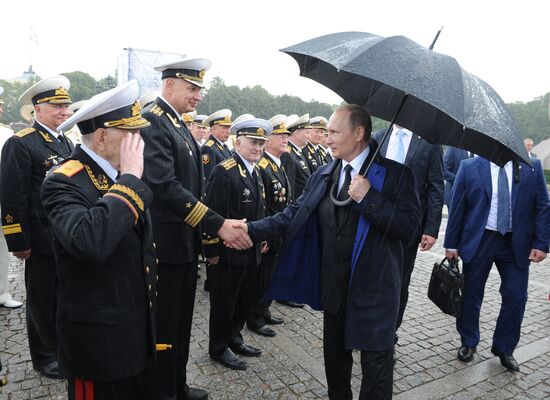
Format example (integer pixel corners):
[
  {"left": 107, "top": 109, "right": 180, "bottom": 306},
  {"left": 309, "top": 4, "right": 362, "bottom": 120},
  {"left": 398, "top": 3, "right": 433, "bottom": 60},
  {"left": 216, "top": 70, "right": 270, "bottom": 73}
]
[{"left": 61, "top": 71, "right": 100, "bottom": 102}]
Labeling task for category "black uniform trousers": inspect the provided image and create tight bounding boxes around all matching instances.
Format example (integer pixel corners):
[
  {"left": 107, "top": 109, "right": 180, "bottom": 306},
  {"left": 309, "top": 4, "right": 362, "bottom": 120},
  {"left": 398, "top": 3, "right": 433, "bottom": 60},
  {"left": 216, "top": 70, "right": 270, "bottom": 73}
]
[
  {"left": 395, "top": 237, "right": 420, "bottom": 332},
  {"left": 246, "top": 246, "right": 277, "bottom": 329},
  {"left": 25, "top": 254, "right": 57, "bottom": 366},
  {"left": 153, "top": 261, "right": 198, "bottom": 399},
  {"left": 68, "top": 368, "right": 152, "bottom": 400},
  {"left": 209, "top": 261, "right": 260, "bottom": 355}
]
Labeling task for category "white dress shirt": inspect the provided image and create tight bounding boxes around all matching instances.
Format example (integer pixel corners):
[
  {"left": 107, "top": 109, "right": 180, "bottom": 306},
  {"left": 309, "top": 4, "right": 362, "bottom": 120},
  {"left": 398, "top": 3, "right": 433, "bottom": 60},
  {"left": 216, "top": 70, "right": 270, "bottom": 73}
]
[
  {"left": 385, "top": 126, "right": 413, "bottom": 163},
  {"left": 486, "top": 161, "right": 513, "bottom": 231},
  {"left": 80, "top": 142, "right": 119, "bottom": 182},
  {"left": 338, "top": 146, "right": 370, "bottom": 191},
  {"left": 265, "top": 151, "right": 281, "bottom": 167}
]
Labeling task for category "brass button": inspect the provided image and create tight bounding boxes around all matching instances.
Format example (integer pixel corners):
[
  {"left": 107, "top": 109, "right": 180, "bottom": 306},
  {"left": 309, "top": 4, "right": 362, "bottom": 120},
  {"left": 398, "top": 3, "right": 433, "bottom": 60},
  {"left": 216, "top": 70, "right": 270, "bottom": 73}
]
[
  {"left": 149, "top": 301, "right": 153, "bottom": 308},
  {"left": 156, "top": 258, "right": 159, "bottom": 265},
  {"left": 156, "top": 275, "right": 159, "bottom": 282},
  {"left": 153, "top": 242, "right": 156, "bottom": 248},
  {"left": 146, "top": 266, "right": 150, "bottom": 273},
  {"left": 148, "top": 284, "right": 152, "bottom": 291}
]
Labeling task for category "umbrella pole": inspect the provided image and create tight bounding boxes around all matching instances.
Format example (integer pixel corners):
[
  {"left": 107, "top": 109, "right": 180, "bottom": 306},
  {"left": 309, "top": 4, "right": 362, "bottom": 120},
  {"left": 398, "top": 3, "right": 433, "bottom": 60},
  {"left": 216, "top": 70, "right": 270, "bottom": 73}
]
[{"left": 331, "top": 93, "right": 409, "bottom": 206}]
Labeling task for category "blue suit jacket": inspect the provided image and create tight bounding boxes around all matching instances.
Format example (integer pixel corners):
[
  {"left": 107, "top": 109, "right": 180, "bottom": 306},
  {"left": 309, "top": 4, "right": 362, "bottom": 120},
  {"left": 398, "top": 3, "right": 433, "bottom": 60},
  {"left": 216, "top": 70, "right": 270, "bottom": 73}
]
[
  {"left": 444, "top": 157, "right": 550, "bottom": 269},
  {"left": 248, "top": 147, "right": 421, "bottom": 351},
  {"left": 443, "top": 146, "right": 470, "bottom": 206}
]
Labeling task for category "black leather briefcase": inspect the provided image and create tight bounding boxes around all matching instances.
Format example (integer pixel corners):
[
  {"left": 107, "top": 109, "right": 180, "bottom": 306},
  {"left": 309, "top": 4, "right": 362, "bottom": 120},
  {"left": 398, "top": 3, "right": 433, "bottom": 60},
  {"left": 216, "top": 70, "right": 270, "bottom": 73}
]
[{"left": 427, "top": 257, "right": 464, "bottom": 317}]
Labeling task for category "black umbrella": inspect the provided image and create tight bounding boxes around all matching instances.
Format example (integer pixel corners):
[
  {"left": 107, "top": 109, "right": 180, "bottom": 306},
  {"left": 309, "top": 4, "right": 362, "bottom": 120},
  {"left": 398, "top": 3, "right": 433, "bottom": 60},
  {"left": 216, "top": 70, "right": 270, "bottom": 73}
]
[{"left": 281, "top": 31, "right": 530, "bottom": 167}]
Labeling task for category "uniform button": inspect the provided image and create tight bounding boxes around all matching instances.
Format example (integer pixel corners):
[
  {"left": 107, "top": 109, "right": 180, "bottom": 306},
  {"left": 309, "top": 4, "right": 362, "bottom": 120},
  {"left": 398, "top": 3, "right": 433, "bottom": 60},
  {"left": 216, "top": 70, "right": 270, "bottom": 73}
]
[
  {"left": 156, "top": 259, "right": 159, "bottom": 265},
  {"left": 153, "top": 242, "right": 156, "bottom": 248},
  {"left": 156, "top": 291, "right": 158, "bottom": 298},
  {"left": 156, "top": 275, "right": 159, "bottom": 282},
  {"left": 149, "top": 301, "right": 153, "bottom": 308},
  {"left": 148, "top": 284, "right": 152, "bottom": 291},
  {"left": 146, "top": 266, "right": 150, "bottom": 273}
]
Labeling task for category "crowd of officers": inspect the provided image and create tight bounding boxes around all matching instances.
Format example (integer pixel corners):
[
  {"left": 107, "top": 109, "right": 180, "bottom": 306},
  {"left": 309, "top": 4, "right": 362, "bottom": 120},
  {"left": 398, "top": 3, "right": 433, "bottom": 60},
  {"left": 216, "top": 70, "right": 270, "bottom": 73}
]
[{"left": 0, "top": 59, "right": 338, "bottom": 400}]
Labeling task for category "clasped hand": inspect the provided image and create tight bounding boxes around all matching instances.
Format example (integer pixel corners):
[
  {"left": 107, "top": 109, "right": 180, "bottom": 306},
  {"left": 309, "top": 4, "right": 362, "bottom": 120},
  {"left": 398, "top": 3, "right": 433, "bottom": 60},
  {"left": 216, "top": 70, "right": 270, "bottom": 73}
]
[{"left": 218, "top": 219, "right": 252, "bottom": 250}]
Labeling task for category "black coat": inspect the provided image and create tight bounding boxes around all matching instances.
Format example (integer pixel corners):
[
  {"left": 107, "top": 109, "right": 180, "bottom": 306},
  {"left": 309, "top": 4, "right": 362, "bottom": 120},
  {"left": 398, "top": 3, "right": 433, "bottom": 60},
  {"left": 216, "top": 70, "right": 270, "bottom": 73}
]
[
  {"left": 248, "top": 142, "right": 421, "bottom": 351},
  {"left": 141, "top": 99, "right": 224, "bottom": 264},
  {"left": 257, "top": 152, "right": 291, "bottom": 216},
  {"left": 372, "top": 129, "right": 444, "bottom": 238},
  {"left": 1, "top": 122, "right": 73, "bottom": 254},
  {"left": 203, "top": 154, "right": 266, "bottom": 266},
  {"left": 201, "top": 134, "right": 232, "bottom": 179},
  {"left": 40, "top": 146, "right": 156, "bottom": 382}
]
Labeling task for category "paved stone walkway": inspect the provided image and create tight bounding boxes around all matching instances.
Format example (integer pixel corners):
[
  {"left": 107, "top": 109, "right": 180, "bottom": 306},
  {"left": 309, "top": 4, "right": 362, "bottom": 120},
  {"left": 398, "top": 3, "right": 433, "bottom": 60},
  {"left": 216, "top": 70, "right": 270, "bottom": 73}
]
[{"left": 1, "top": 216, "right": 549, "bottom": 399}]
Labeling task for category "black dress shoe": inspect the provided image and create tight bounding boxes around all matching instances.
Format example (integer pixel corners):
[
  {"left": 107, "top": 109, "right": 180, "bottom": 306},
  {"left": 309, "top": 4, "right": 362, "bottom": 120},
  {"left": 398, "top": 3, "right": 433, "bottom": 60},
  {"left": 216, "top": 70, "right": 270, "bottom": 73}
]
[
  {"left": 491, "top": 346, "right": 520, "bottom": 372},
  {"left": 277, "top": 300, "right": 304, "bottom": 308},
  {"left": 230, "top": 343, "right": 262, "bottom": 357},
  {"left": 457, "top": 345, "right": 476, "bottom": 362},
  {"left": 179, "top": 384, "right": 208, "bottom": 400},
  {"left": 34, "top": 360, "right": 62, "bottom": 379},
  {"left": 211, "top": 348, "right": 247, "bottom": 370},
  {"left": 249, "top": 325, "right": 276, "bottom": 337},
  {"left": 265, "top": 315, "right": 284, "bottom": 325}
]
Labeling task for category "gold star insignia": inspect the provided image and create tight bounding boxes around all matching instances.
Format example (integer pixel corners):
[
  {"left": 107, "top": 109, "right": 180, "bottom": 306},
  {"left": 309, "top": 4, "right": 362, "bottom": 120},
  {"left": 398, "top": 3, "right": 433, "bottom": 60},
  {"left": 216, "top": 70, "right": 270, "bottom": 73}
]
[
  {"left": 5, "top": 214, "right": 14, "bottom": 224},
  {"left": 186, "top": 202, "right": 192, "bottom": 208}
]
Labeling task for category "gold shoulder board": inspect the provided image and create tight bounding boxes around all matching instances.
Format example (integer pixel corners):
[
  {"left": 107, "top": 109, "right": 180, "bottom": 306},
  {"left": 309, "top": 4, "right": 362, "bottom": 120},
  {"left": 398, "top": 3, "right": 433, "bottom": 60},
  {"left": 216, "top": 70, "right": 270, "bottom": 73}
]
[
  {"left": 221, "top": 158, "right": 237, "bottom": 170},
  {"left": 15, "top": 127, "right": 36, "bottom": 137},
  {"left": 205, "top": 140, "right": 215, "bottom": 147},
  {"left": 258, "top": 158, "right": 269, "bottom": 169},
  {"left": 53, "top": 160, "right": 84, "bottom": 177}
]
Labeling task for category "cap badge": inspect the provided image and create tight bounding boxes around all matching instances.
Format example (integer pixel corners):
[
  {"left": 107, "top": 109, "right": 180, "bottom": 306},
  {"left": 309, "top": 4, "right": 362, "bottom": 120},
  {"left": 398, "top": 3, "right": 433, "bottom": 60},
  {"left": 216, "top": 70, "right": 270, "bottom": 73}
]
[
  {"left": 199, "top": 69, "right": 205, "bottom": 79},
  {"left": 131, "top": 101, "right": 141, "bottom": 117}
]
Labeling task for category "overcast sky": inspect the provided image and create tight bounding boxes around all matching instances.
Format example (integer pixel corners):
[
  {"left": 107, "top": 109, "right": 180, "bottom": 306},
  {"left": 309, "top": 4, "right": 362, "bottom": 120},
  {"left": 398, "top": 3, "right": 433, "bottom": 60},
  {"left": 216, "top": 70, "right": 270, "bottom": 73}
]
[{"left": 1, "top": 0, "right": 549, "bottom": 106}]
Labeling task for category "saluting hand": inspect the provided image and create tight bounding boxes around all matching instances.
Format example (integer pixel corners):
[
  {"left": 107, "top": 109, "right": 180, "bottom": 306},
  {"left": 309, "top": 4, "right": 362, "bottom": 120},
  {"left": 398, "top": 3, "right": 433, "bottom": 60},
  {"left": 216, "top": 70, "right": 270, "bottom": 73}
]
[
  {"left": 348, "top": 175, "right": 371, "bottom": 203},
  {"left": 119, "top": 132, "right": 144, "bottom": 179}
]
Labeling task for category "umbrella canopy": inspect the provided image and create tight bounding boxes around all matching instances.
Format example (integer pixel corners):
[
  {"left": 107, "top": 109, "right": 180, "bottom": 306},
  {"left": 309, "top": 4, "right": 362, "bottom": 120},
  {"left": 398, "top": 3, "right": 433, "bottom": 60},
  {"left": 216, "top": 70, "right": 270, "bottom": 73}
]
[{"left": 282, "top": 31, "right": 529, "bottom": 166}]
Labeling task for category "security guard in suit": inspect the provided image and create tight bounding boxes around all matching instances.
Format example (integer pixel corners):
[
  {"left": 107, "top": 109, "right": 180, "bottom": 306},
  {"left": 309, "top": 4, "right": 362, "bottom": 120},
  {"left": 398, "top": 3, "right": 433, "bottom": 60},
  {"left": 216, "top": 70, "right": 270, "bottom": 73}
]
[
  {"left": 203, "top": 118, "right": 270, "bottom": 371},
  {"left": 41, "top": 80, "right": 156, "bottom": 400},
  {"left": 141, "top": 58, "right": 251, "bottom": 400},
  {"left": 0, "top": 75, "right": 74, "bottom": 378},
  {"left": 283, "top": 114, "right": 312, "bottom": 201},
  {"left": 309, "top": 116, "right": 332, "bottom": 165},
  {"left": 201, "top": 109, "right": 233, "bottom": 179},
  {"left": 246, "top": 114, "right": 291, "bottom": 337}
]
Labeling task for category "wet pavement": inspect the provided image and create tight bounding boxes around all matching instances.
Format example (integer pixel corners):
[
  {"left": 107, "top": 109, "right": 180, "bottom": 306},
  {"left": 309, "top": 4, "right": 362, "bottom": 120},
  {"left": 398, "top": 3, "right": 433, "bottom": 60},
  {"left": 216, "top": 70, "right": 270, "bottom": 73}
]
[{"left": 1, "top": 215, "right": 549, "bottom": 399}]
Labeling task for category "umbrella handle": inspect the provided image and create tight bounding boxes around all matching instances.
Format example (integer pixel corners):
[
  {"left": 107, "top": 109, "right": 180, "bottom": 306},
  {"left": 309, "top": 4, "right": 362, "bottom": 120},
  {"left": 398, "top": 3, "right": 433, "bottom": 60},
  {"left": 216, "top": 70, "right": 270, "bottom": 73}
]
[{"left": 330, "top": 93, "right": 409, "bottom": 207}]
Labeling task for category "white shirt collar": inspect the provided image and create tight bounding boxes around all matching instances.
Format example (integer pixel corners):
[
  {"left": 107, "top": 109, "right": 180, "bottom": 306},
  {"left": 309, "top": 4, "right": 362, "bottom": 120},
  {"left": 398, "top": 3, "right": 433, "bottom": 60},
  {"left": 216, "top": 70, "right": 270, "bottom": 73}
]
[
  {"left": 341, "top": 146, "right": 370, "bottom": 174},
  {"left": 159, "top": 95, "right": 182, "bottom": 122},
  {"left": 80, "top": 143, "right": 119, "bottom": 182},
  {"left": 265, "top": 151, "right": 281, "bottom": 167},
  {"left": 235, "top": 151, "right": 255, "bottom": 176},
  {"left": 37, "top": 121, "right": 60, "bottom": 139},
  {"left": 392, "top": 126, "right": 413, "bottom": 137}
]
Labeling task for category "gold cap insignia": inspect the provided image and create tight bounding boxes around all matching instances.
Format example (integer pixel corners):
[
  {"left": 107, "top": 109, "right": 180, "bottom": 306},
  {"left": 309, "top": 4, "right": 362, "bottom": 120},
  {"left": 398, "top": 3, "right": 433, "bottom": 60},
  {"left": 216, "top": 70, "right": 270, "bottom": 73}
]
[
  {"left": 131, "top": 101, "right": 141, "bottom": 117},
  {"left": 54, "top": 87, "right": 69, "bottom": 97},
  {"left": 257, "top": 127, "right": 265, "bottom": 135},
  {"left": 199, "top": 69, "right": 205, "bottom": 79}
]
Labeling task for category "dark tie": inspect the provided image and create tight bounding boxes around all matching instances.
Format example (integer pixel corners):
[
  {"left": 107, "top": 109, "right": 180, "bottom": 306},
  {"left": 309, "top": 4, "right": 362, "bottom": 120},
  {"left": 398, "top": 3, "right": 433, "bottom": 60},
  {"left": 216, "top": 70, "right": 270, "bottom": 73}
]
[
  {"left": 497, "top": 167, "right": 510, "bottom": 235},
  {"left": 336, "top": 165, "right": 353, "bottom": 226},
  {"left": 58, "top": 134, "right": 70, "bottom": 153}
]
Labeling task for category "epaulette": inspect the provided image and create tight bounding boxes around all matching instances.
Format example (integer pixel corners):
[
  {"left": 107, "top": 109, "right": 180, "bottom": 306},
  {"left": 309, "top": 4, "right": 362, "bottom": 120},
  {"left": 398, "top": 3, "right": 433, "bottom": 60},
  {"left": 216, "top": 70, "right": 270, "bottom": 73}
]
[
  {"left": 15, "top": 127, "right": 35, "bottom": 138},
  {"left": 150, "top": 104, "right": 164, "bottom": 117},
  {"left": 220, "top": 158, "right": 237, "bottom": 170},
  {"left": 52, "top": 159, "right": 84, "bottom": 177},
  {"left": 205, "top": 139, "right": 215, "bottom": 147},
  {"left": 258, "top": 158, "right": 269, "bottom": 169}
]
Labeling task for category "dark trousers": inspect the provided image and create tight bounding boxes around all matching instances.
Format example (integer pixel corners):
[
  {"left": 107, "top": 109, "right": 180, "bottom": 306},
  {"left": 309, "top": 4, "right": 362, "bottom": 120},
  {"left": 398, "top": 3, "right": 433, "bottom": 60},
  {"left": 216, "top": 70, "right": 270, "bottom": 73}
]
[
  {"left": 246, "top": 248, "right": 277, "bottom": 329},
  {"left": 25, "top": 254, "right": 57, "bottom": 366},
  {"left": 323, "top": 310, "right": 393, "bottom": 400},
  {"left": 68, "top": 369, "right": 151, "bottom": 400},
  {"left": 395, "top": 238, "right": 420, "bottom": 333},
  {"left": 153, "top": 261, "right": 198, "bottom": 400},
  {"left": 457, "top": 231, "right": 527, "bottom": 355},
  {"left": 209, "top": 261, "right": 259, "bottom": 355}
]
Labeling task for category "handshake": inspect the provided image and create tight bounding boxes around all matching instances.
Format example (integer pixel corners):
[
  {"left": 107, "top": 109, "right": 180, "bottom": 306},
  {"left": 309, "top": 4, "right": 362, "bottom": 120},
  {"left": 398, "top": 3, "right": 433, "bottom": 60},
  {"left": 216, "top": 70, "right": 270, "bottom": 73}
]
[{"left": 218, "top": 219, "right": 253, "bottom": 250}]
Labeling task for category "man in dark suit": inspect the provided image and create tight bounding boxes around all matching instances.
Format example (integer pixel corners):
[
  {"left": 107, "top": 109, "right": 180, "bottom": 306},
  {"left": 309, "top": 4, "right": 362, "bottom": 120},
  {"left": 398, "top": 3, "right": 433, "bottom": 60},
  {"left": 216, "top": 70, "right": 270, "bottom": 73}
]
[
  {"left": 444, "top": 156, "right": 550, "bottom": 372},
  {"left": 41, "top": 80, "right": 156, "bottom": 399},
  {"left": 201, "top": 109, "right": 233, "bottom": 178},
  {"left": 243, "top": 105, "right": 421, "bottom": 399},
  {"left": 372, "top": 125, "right": 444, "bottom": 350},
  {"left": 443, "top": 146, "right": 472, "bottom": 207},
  {"left": 523, "top": 138, "right": 537, "bottom": 160},
  {"left": 203, "top": 118, "right": 270, "bottom": 370},
  {"left": 0, "top": 75, "right": 74, "bottom": 379},
  {"left": 246, "top": 114, "right": 291, "bottom": 337},
  {"left": 141, "top": 58, "right": 251, "bottom": 400}
]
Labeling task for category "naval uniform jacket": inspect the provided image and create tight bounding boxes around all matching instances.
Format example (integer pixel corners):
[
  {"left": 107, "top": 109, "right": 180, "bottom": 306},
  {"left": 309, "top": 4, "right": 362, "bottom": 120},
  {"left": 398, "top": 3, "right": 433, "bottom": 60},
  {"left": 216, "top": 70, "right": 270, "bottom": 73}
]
[
  {"left": 40, "top": 146, "right": 156, "bottom": 382},
  {"left": 142, "top": 99, "right": 224, "bottom": 264},
  {"left": 257, "top": 152, "right": 291, "bottom": 217},
  {"left": 1, "top": 122, "right": 73, "bottom": 254},
  {"left": 202, "top": 154, "right": 266, "bottom": 266},
  {"left": 284, "top": 142, "right": 311, "bottom": 202},
  {"left": 302, "top": 141, "right": 321, "bottom": 172},
  {"left": 201, "top": 134, "right": 232, "bottom": 179}
]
